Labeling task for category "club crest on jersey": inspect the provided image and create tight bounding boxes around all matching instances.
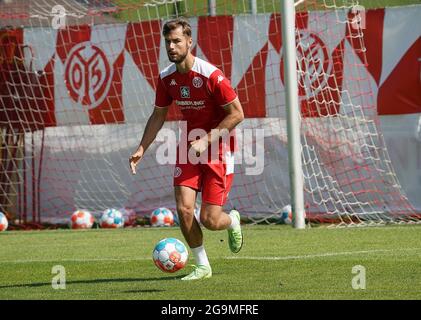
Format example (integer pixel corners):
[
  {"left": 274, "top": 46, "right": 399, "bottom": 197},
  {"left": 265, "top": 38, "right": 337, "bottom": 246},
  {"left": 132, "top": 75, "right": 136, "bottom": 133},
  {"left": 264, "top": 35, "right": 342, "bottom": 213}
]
[
  {"left": 180, "top": 86, "right": 190, "bottom": 98},
  {"left": 192, "top": 76, "right": 203, "bottom": 88}
]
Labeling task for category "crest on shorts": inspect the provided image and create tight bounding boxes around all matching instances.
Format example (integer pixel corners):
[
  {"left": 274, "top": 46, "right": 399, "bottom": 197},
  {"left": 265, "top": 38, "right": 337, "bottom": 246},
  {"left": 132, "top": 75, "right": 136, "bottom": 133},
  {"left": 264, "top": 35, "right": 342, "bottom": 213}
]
[
  {"left": 180, "top": 86, "right": 190, "bottom": 98},
  {"left": 192, "top": 76, "right": 203, "bottom": 88},
  {"left": 174, "top": 166, "right": 182, "bottom": 178}
]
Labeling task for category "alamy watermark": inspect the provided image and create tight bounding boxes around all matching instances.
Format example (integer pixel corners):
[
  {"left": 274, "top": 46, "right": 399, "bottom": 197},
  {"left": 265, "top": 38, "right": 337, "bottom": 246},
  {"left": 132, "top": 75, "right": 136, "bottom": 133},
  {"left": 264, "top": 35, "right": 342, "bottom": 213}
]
[
  {"left": 154, "top": 122, "right": 265, "bottom": 176},
  {"left": 51, "top": 5, "right": 67, "bottom": 30},
  {"left": 351, "top": 265, "right": 366, "bottom": 290},
  {"left": 350, "top": 5, "right": 366, "bottom": 30},
  {"left": 51, "top": 265, "right": 66, "bottom": 290},
  {"left": 29, "top": 5, "right": 86, "bottom": 30}
]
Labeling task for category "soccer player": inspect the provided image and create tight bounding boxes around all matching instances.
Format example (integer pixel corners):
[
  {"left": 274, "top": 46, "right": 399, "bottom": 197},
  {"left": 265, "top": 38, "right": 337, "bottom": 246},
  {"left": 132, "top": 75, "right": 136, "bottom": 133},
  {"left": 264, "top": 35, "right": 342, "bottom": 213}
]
[{"left": 129, "top": 18, "right": 244, "bottom": 280}]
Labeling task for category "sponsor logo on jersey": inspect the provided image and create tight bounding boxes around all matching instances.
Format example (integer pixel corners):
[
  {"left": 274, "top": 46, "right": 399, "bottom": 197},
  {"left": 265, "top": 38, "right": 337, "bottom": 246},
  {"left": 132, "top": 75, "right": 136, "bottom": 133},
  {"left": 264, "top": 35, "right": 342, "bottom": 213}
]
[
  {"left": 175, "top": 100, "right": 205, "bottom": 106},
  {"left": 175, "top": 100, "right": 206, "bottom": 110},
  {"left": 180, "top": 86, "right": 190, "bottom": 98},
  {"left": 170, "top": 79, "right": 177, "bottom": 86},
  {"left": 217, "top": 75, "right": 224, "bottom": 84}
]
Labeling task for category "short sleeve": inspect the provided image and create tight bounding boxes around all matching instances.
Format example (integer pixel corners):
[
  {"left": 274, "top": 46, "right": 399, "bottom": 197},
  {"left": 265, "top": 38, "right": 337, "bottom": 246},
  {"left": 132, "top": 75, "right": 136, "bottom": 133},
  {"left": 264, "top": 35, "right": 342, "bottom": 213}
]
[
  {"left": 207, "top": 70, "right": 237, "bottom": 107},
  {"left": 155, "top": 75, "right": 173, "bottom": 108}
]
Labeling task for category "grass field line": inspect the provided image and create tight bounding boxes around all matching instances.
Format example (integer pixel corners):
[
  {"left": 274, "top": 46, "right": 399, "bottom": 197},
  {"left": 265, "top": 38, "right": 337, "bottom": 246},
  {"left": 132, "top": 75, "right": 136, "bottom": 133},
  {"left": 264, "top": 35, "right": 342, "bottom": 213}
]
[
  {"left": 225, "top": 247, "right": 421, "bottom": 261},
  {"left": 1, "top": 247, "right": 421, "bottom": 264}
]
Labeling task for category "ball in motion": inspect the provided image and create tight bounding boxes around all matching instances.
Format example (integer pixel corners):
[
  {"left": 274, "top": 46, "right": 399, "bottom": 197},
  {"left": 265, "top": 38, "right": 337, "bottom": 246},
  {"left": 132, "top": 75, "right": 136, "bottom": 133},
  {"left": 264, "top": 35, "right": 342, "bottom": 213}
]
[
  {"left": 150, "top": 207, "right": 175, "bottom": 227},
  {"left": 100, "top": 208, "right": 125, "bottom": 228},
  {"left": 0, "top": 211, "right": 8, "bottom": 232},
  {"left": 152, "top": 238, "right": 188, "bottom": 273},
  {"left": 70, "top": 209, "right": 94, "bottom": 229}
]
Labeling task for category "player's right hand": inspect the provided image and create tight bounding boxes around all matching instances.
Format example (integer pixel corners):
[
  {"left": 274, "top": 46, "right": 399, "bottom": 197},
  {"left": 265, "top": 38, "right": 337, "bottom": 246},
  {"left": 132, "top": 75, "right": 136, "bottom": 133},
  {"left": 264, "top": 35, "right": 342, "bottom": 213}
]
[{"left": 129, "top": 151, "right": 143, "bottom": 175}]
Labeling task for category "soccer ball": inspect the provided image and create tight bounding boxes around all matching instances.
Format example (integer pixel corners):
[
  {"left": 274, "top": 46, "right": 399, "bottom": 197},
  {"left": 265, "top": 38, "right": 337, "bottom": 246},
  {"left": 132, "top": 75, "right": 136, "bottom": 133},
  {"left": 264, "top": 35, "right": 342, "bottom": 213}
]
[
  {"left": 150, "top": 207, "right": 175, "bottom": 227},
  {"left": 100, "top": 208, "right": 125, "bottom": 228},
  {"left": 0, "top": 211, "right": 8, "bottom": 232},
  {"left": 280, "top": 205, "right": 293, "bottom": 225},
  {"left": 119, "top": 208, "right": 137, "bottom": 226},
  {"left": 280, "top": 205, "right": 306, "bottom": 225},
  {"left": 70, "top": 209, "right": 94, "bottom": 229},
  {"left": 152, "top": 238, "right": 188, "bottom": 273}
]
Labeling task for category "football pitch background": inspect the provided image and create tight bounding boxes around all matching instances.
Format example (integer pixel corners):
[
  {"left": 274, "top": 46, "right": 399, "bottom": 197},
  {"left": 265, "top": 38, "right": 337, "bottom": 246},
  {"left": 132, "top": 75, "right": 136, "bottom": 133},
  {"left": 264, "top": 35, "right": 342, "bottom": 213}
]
[
  {"left": 113, "top": 0, "right": 421, "bottom": 20},
  {"left": 1, "top": 225, "right": 421, "bottom": 300},
  {"left": 1, "top": 0, "right": 421, "bottom": 302}
]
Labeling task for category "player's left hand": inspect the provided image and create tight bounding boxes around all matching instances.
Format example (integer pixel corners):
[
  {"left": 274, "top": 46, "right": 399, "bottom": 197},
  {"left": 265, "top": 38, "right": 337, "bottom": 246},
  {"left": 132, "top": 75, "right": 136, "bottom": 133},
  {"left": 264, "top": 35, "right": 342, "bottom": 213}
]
[{"left": 190, "top": 138, "right": 209, "bottom": 156}]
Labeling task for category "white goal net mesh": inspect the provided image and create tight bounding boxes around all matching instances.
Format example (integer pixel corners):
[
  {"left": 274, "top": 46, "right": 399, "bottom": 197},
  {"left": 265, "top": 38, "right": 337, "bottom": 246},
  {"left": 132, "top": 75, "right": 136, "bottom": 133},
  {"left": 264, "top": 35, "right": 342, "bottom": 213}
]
[{"left": 0, "top": 0, "right": 417, "bottom": 226}]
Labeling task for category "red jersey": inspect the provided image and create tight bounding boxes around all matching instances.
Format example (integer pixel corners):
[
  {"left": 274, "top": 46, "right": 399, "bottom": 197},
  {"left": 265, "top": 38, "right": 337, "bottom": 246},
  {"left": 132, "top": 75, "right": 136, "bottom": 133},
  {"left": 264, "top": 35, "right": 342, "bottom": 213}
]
[
  {"left": 155, "top": 58, "right": 237, "bottom": 205},
  {"left": 155, "top": 57, "right": 237, "bottom": 138}
]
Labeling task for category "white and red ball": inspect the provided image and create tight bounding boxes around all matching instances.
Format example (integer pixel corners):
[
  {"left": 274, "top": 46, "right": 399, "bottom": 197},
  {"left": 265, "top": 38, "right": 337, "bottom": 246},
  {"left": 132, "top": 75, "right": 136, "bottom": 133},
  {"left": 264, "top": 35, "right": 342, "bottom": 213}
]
[
  {"left": 0, "top": 211, "right": 8, "bottom": 232},
  {"left": 70, "top": 209, "right": 94, "bottom": 229},
  {"left": 281, "top": 205, "right": 293, "bottom": 225},
  {"left": 100, "top": 208, "right": 125, "bottom": 228},
  {"left": 152, "top": 238, "right": 188, "bottom": 273},
  {"left": 150, "top": 207, "right": 175, "bottom": 227},
  {"left": 119, "top": 208, "right": 137, "bottom": 226},
  {"left": 280, "top": 205, "right": 306, "bottom": 225}
]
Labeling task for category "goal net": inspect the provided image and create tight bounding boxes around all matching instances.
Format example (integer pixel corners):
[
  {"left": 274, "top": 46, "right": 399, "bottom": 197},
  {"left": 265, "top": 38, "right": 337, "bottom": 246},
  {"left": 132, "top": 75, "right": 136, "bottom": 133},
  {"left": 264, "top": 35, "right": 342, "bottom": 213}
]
[{"left": 0, "top": 0, "right": 417, "bottom": 226}]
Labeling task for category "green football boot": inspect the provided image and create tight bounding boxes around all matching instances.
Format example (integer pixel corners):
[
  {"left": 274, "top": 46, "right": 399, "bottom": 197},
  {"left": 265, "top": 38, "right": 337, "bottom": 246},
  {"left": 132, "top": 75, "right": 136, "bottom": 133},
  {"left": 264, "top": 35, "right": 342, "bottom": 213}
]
[
  {"left": 181, "top": 264, "right": 212, "bottom": 281},
  {"left": 228, "top": 210, "right": 243, "bottom": 253}
]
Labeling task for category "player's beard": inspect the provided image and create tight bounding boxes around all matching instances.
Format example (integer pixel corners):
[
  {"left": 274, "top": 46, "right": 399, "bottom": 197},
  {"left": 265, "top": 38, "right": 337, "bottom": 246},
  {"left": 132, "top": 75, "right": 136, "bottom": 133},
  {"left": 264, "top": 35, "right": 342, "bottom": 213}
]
[{"left": 167, "top": 46, "right": 189, "bottom": 64}]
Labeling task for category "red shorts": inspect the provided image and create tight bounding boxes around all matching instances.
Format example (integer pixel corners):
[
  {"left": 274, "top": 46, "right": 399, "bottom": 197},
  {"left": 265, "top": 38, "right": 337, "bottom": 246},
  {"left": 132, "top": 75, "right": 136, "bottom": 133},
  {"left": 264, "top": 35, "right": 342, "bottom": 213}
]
[{"left": 173, "top": 149, "right": 234, "bottom": 206}]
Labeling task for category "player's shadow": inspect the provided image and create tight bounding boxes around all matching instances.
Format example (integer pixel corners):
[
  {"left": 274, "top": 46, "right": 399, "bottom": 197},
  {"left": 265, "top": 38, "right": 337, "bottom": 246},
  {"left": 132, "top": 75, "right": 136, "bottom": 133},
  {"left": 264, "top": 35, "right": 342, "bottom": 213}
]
[
  {"left": 122, "top": 289, "right": 164, "bottom": 294},
  {"left": 0, "top": 275, "right": 185, "bottom": 289}
]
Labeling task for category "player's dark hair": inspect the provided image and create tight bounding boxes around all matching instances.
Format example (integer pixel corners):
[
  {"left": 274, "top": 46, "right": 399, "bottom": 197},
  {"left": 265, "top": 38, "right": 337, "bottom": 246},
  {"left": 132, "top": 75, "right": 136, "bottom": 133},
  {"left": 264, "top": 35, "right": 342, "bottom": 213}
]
[{"left": 162, "top": 18, "right": 192, "bottom": 38}]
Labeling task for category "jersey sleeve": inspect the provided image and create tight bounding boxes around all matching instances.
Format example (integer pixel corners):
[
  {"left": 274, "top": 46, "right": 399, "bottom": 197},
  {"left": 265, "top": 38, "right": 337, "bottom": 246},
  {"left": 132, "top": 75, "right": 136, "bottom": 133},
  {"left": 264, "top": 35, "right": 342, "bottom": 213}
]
[
  {"left": 207, "top": 69, "right": 237, "bottom": 107},
  {"left": 154, "top": 75, "right": 173, "bottom": 108}
]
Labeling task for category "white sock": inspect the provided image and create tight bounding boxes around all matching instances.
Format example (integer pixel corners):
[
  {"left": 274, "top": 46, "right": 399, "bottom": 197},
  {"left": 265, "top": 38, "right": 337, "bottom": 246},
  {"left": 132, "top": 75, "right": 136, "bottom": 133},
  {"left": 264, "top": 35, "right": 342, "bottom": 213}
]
[
  {"left": 229, "top": 211, "right": 240, "bottom": 230},
  {"left": 191, "top": 245, "right": 210, "bottom": 267}
]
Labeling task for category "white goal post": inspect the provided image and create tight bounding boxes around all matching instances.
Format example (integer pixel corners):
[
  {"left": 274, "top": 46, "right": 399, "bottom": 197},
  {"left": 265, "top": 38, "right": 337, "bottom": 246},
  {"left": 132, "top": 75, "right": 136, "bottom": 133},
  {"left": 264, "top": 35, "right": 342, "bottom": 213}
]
[{"left": 281, "top": 0, "right": 306, "bottom": 229}]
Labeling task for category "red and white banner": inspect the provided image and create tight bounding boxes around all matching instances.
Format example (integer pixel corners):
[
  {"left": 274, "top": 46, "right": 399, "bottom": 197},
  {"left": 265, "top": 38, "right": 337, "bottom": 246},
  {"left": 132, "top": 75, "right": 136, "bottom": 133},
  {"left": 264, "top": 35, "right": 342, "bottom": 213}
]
[
  {"left": 1, "top": 5, "right": 420, "bottom": 128},
  {"left": 2, "top": 5, "right": 420, "bottom": 221}
]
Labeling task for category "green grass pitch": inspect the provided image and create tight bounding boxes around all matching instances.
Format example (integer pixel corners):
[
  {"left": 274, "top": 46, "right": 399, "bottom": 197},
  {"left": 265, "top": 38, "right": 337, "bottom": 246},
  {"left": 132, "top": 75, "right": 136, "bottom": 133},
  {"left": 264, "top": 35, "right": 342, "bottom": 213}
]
[
  {"left": 113, "top": 0, "right": 421, "bottom": 21},
  {"left": 1, "top": 224, "right": 421, "bottom": 300}
]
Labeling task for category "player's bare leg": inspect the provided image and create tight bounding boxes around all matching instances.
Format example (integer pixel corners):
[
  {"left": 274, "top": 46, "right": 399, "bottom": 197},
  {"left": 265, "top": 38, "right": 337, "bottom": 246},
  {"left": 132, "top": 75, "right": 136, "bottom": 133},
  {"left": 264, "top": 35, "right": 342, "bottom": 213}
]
[
  {"left": 175, "top": 186, "right": 212, "bottom": 280},
  {"left": 201, "top": 204, "right": 243, "bottom": 253},
  {"left": 175, "top": 185, "right": 201, "bottom": 247},
  {"left": 200, "top": 204, "right": 231, "bottom": 230}
]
